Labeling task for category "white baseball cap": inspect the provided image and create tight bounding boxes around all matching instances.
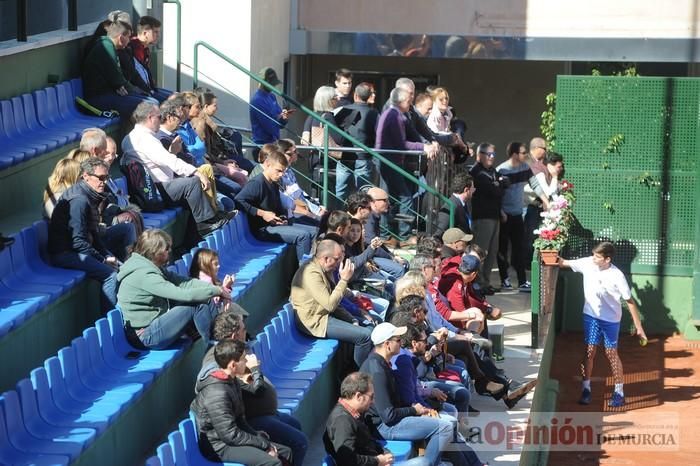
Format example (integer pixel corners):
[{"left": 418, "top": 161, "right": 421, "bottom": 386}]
[{"left": 371, "top": 322, "right": 407, "bottom": 346}]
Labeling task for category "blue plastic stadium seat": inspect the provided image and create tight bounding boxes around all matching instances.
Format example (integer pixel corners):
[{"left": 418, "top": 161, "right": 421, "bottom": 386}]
[
  {"left": 0, "top": 397, "right": 70, "bottom": 465},
  {"left": 1, "top": 390, "right": 93, "bottom": 461},
  {"left": 23, "top": 92, "right": 81, "bottom": 143},
  {"left": 32, "top": 88, "right": 86, "bottom": 136},
  {"left": 43, "top": 356, "right": 123, "bottom": 423},
  {"left": 146, "top": 455, "right": 162, "bottom": 466},
  {"left": 55, "top": 82, "right": 114, "bottom": 129},
  {"left": 0, "top": 395, "right": 79, "bottom": 461},
  {"left": 19, "top": 224, "right": 85, "bottom": 288},
  {"left": 29, "top": 368, "right": 109, "bottom": 434},
  {"left": 11, "top": 95, "right": 71, "bottom": 146},
  {"left": 178, "top": 418, "right": 245, "bottom": 466},
  {"left": 2, "top": 99, "right": 58, "bottom": 154},
  {"left": 156, "top": 442, "right": 176, "bottom": 466}
]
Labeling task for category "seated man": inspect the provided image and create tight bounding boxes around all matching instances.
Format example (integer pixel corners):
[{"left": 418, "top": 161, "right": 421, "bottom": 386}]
[
  {"left": 290, "top": 239, "right": 373, "bottom": 367},
  {"left": 363, "top": 187, "right": 406, "bottom": 279},
  {"left": 324, "top": 372, "right": 427, "bottom": 466},
  {"left": 118, "top": 15, "right": 172, "bottom": 102},
  {"left": 49, "top": 158, "right": 119, "bottom": 312},
  {"left": 197, "top": 312, "right": 308, "bottom": 466},
  {"left": 440, "top": 228, "right": 472, "bottom": 261},
  {"left": 82, "top": 20, "right": 156, "bottom": 117},
  {"left": 436, "top": 255, "right": 486, "bottom": 332},
  {"left": 117, "top": 229, "right": 227, "bottom": 349},
  {"left": 191, "top": 339, "right": 294, "bottom": 466},
  {"left": 360, "top": 323, "right": 484, "bottom": 466},
  {"left": 121, "top": 101, "right": 229, "bottom": 236},
  {"left": 235, "top": 149, "right": 317, "bottom": 262}
]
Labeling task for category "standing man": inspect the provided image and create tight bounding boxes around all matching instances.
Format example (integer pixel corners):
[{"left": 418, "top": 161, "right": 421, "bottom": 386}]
[
  {"left": 250, "top": 67, "right": 291, "bottom": 147},
  {"left": 49, "top": 158, "right": 118, "bottom": 311},
  {"left": 290, "top": 239, "right": 373, "bottom": 367},
  {"left": 496, "top": 142, "right": 549, "bottom": 292},
  {"left": 523, "top": 137, "right": 549, "bottom": 265},
  {"left": 334, "top": 69, "right": 354, "bottom": 107},
  {"left": 375, "top": 88, "right": 434, "bottom": 245},
  {"left": 435, "top": 171, "right": 475, "bottom": 238},
  {"left": 469, "top": 143, "right": 504, "bottom": 294},
  {"left": 559, "top": 242, "right": 647, "bottom": 408},
  {"left": 341, "top": 82, "right": 380, "bottom": 190}
]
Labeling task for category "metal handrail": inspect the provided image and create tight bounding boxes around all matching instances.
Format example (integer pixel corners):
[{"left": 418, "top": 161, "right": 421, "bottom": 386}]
[
  {"left": 191, "top": 40, "right": 455, "bottom": 227},
  {"left": 162, "top": 0, "right": 182, "bottom": 91}
]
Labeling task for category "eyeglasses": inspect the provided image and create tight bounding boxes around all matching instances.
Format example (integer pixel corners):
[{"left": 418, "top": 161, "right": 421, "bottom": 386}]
[
  {"left": 415, "top": 338, "right": 428, "bottom": 343},
  {"left": 479, "top": 151, "right": 496, "bottom": 157},
  {"left": 88, "top": 173, "right": 109, "bottom": 182}
]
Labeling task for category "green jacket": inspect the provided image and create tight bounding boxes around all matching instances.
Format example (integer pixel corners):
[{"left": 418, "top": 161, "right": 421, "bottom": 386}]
[
  {"left": 117, "top": 253, "right": 220, "bottom": 328},
  {"left": 82, "top": 36, "right": 139, "bottom": 98}
]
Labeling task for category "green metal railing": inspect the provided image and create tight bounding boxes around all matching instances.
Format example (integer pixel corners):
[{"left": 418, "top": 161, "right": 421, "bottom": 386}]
[
  {"left": 190, "top": 40, "right": 455, "bottom": 233},
  {"left": 162, "top": 0, "right": 182, "bottom": 91}
]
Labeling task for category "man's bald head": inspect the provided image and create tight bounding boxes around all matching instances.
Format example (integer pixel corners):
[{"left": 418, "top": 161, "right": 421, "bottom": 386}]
[
  {"left": 367, "top": 187, "right": 390, "bottom": 215},
  {"left": 529, "top": 137, "right": 547, "bottom": 162}
]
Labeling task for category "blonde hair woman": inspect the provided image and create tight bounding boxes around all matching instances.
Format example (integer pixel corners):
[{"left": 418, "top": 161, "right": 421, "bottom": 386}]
[{"left": 43, "top": 158, "right": 81, "bottom": 219}]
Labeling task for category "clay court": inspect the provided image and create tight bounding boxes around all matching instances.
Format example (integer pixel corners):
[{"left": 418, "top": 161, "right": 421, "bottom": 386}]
[{"left": 548, "top": 332, "right": 700, "bottom": 465}]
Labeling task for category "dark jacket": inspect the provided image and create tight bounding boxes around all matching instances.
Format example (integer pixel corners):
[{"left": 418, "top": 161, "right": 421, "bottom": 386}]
[
  {"left": 234, "top": 174, "right": 284, "bottom": 231},
  {"left": 469, "top": 162, "right": 504, "bottom": 220},
  {"left": 191, "top": 370, "right": 271, "bottom": 460},
  {"left": 342, "top": 102, "right": 379, "bottom": 159},
  {"left": 82, "top": 36, "right": 140, "bottom": 98},
  {"left": 324, "top": 402, "right": 384, "bottom": 466},
  {"left": 48, "top": 180, "right": 110, "bottom": 260},
  {"left": 436, "top": 193, "right": 472, "bottom": 237},
  {"left": 359, "top": 352, "right": 417, "bottom": 427},
  {"left": 117, "top": 38, "right": 155, "bottom": 94}
]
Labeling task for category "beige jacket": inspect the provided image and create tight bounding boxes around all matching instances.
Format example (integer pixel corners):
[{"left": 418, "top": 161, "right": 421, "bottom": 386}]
[{"left": 290, "top": 259, "right": 353, "bottom": 337}]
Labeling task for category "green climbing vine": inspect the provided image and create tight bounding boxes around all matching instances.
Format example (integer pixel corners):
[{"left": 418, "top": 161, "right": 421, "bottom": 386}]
[{"left": 540, "top": 92, "right": 557, "bottom": 150}]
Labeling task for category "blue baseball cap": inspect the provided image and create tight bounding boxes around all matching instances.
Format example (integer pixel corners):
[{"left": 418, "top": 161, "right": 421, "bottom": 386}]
[{"left": 458, "top": 254, "right": 480, "bottom": 274}]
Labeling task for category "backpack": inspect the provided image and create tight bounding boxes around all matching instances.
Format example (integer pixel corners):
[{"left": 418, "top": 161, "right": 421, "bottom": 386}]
[{"left": 122, "top": 160, "right": 164, "bottom": 212}]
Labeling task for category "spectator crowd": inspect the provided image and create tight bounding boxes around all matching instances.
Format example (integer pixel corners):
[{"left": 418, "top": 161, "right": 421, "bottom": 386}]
[{"left": 35, "top": 10, "right": 572, "bottom": 465}]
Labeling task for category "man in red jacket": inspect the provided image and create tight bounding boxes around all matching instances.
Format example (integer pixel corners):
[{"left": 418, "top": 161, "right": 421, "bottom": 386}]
[{"left": 436, "top": 254, "right": 485, "bottom": 331}]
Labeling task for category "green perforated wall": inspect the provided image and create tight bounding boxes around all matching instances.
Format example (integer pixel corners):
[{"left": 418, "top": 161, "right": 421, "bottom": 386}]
[{"left": 555, "top": 76, "right": 700, "bottom": 276}]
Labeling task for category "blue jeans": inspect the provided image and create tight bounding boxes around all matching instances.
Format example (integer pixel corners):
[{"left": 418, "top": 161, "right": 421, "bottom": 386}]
[
  {"left": 378, "top": 415, "right": 453, "bottom": 466},
  {"left": 256, "top": 222, "right": 318, "bottom": 262},
  {"left": 138, "top": 302, "right": 218, "bottom": 349},
  {"left": 86, "top": 93, "right": 157, "bottom": 119},
  {"left": 424, "top": 380, "right": 470, "bottom": 416},
  {"left": 215, "top": 175, "right": 242, "bottom": 198},
  {"left": 374, "top": 257, "right": 406, "bottom": 280},
  {"left": 247, "top": 413, "right": 308, "bottom": 466},
  {"left": 51, "top": 251, "right": 117, "bottom": 312},
  {"left": 354, "top": 159, "right": 375, "bottom": 187},
  {"left": 324, "top": 317, "right": 373, "bottom": 367},
  {"left": 380, "top": 163, "right": 413, "bottom": 239},
  {"left": 151, "top": 88, "right": 173, "bottom": 103},
  {"left": 101, "top": 222, "right": 137, "bottom": 262},
  {"left": 335, "top": 161, "right": 355, "bottom": 201}
]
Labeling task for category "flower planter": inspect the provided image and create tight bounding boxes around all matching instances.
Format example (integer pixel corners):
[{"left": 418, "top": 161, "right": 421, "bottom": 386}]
[{"left": 540, "top": 249, "right": 559, "bottom": 266}]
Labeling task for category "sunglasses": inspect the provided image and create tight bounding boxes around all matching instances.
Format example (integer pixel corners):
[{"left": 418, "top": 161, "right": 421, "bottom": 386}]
[{"left": 88, "top": 173, "right": 109, "bottom": 182}]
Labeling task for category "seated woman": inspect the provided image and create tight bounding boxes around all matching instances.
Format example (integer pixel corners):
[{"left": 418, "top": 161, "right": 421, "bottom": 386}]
[
  {"left": 117, "top": 229, "right": 229, "bottom": 349},
  {"left": 192, "top": 339, "right": 294, "bottom": 466},
  {"left": 175, "top": 92, "right": 225, "bottom": 211},
  {"left": 192, "top": 91, "right": 252, "bottom": 183},
  {"left": 189, "top": 248, "right": 235, "bottom": 313},
  {"left": 43, "top": 157, "right": 81, "bottom": 219}
]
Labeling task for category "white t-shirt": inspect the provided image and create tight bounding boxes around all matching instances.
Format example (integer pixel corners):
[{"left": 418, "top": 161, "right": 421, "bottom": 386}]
[{"left": 569, "top": 257, "right": 632, "bottom": 323}]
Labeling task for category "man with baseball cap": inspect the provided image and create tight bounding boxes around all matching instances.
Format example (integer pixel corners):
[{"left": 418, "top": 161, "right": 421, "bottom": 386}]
[
  {"left": 250, "top": 66, "right": 291, "bottom": 147},
  {"left": 441, "top": 227, "right": 473, "bottom": 260},
  {"left": 360, "top": 323, "right": 483, "bottom": 466}
]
